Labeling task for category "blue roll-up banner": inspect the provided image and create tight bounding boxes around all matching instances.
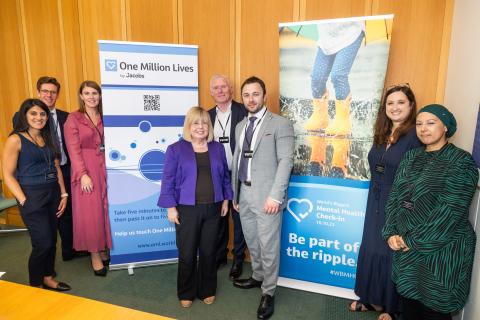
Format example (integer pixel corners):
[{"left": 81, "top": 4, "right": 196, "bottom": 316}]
[
  {"left": 278, "top": 15, "right": 393, "bottom": 298},
  {"left": 98, "top": 40, "right": 198, "bottom": 269}
]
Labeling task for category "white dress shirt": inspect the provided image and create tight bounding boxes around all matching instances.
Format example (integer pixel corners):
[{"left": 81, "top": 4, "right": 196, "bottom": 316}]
[
  {"left": 213, "top": 102, "right": 233, "bottom": 170},
  {"left": 237, "top": 106, "right": 267, "bottom": 182}
]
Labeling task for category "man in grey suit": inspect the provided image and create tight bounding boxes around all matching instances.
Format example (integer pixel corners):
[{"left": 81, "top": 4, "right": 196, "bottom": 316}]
[{"left": 231, "top": 76, "right": 294, "bottom": 319}]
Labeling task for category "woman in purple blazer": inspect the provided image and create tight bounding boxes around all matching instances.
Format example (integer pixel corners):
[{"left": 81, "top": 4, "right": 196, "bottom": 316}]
[{"left": 158, "top": 106, "right": 233, "bottom": 308}]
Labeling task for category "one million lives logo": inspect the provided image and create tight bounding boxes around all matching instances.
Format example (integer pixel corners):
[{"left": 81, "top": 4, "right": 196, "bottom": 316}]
[{"left": 105, "top": 59, "right": 118, "bottom": 72}]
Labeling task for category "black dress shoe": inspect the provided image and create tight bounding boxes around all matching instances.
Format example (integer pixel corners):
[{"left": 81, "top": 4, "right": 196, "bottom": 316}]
[
  {"left": 93, "top": 266, "right": 108, "bottom": 277},
  {"left": 229, "top": 261, "right": 243, "bottom": 280},
  {"left": 233, "top": 277, "right": 262, "bottom": 289},
  {"left": 102, "top": 258, "right": 110, "bottom": 267},
  {"left": 42, "top": 282, "right": 72, "bottom": 292},
  {"left": 257, "top": 294, "right": 274, "bottom": 319}
]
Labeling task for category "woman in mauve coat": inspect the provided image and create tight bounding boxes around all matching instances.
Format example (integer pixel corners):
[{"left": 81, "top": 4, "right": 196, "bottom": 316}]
[{"left": 64, "top": 80, "right": 112, "bottom": 277}]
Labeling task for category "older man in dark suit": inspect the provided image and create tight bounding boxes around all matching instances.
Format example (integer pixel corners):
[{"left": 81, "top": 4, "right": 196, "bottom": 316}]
[{"left": 208, "top": 74, "right": 248, "bottom": 280}]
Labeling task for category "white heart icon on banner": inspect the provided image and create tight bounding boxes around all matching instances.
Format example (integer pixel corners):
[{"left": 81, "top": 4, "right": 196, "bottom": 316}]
[
  {"left": 287, "top": 198, "right": 313, "bottom": 223},
  {"left": 106, "top": 61, "right": 117, "bottom": 70}
]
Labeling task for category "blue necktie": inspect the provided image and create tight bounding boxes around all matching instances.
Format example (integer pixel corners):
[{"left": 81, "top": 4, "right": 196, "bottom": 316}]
[{"left": 238, "top": 116, "right": 257, "bottom": 182}]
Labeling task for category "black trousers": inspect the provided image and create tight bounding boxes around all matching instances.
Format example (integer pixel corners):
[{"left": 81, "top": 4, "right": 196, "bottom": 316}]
[
  {"left": 401, "top": 296, "right": 452, "bottom": 320},
  {"left": 216, "top": 201, "right": 247, "bottom": 263},
  {"left": 176, "top": 202, "right": 221, "bottom": 300},
  {"left": 58, "top": 164, "right": 74, "bottom": 259},
  {"left": 19, "top": 182, "right": 60, "bottom": 286}
]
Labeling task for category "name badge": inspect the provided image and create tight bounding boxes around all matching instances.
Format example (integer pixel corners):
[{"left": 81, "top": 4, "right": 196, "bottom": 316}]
[
  {"left": 375, "top": 164, "right": 385, "bottom": 174},
  {"left": 243, "top": 150, "right": 253, "bottom": 158},
  {"left": 99, "top": 144, "right": 105, "bottom": 153},
  {"left": 219, "top": 136, "right": 229, "bottom": 144},
  {"left": 45, "top": 169, "right": 57, "bottom": 182},
  {"left": 401, "top": 200, "right": 414, "bottom": 211}
]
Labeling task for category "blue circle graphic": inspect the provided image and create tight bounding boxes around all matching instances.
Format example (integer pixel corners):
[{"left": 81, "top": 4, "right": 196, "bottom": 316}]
[
  {"left": 139, "top": 150, "right": 165, "bottom": 181},
  {"left": 109, "top": 150, "right": 121, "bottom": 161},
  {"left": 130, "top": 142, "right": 137, "bottom": 148},
  {"left": 139, "top": 121, "right": 152, "bottom": 133}
]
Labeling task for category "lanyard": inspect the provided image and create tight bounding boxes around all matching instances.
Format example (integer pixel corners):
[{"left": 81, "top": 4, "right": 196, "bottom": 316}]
[
  {"left": 85, "top": 112, "right": 104, "bottom": 146},
  {"left": 215, "top": 110, "right": 231, "bottom": 137},
  {"left": 243, "top": 108, "right": 267, "bottom": 150},
  {"left": 25, "top": 131, "right": 52, "bottom": 168}
]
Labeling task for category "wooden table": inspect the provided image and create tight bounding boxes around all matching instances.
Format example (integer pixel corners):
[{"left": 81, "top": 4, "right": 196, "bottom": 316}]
[{"left": 0, "top": 280, "right": 174, "bottom": 319}]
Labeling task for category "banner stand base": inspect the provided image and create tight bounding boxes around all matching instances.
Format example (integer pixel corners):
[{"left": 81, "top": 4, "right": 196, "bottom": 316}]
[
  {"left": 278, "top": 277, "right": 359, "bottom": 300},
  {"left": 109, "top": 258, "right": 178, "bottom": 272}
]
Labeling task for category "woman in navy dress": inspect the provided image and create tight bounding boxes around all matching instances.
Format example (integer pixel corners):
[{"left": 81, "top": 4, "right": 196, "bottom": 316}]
[
  {"left": 2, "top": 99, "right": 71, "bottom": 291},
  {"left": 351, "top": 85, "right": 422, "bottom": 320}
]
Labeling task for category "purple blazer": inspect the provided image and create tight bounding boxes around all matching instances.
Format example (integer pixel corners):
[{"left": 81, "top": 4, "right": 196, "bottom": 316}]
[{"left": 157, "top": 139, "right": 233, "bottom": 208}]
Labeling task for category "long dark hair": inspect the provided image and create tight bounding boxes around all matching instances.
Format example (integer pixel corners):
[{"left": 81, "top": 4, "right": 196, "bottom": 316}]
[
  {"left": 12, "top": 98, "right": 59, "bottom": 157},
  {"left": 78, "top": 80, "right": 103, "bottom": 115},
  {"left": 373, "top": 85, "right": 417, "bottom": 145}
]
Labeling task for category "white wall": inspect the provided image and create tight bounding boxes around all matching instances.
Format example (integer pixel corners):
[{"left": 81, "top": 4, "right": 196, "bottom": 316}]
[
  {"left": 460, "top": 188, "right": 480, "bottom": 320},
  {"left": 443, "top": 0, "right": 480, "bottom": 152},
  {"left": 444, "top": 1, "right": 480, "bottom": 319}
]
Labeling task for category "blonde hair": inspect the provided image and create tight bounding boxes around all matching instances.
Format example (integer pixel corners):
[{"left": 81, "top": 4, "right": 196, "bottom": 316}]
[{"left": 182, "top": 106, "right": 214, "bottom": 142}]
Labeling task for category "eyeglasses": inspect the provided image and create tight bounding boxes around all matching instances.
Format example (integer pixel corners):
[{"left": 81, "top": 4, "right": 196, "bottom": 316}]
[{"left": 39, "top": 89, "right": 58, "bottom": 96}]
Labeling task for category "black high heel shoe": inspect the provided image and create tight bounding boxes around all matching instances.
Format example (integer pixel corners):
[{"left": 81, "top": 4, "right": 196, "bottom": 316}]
[
  {"left": 42, "top": 281, "right": 72, "bottom": 292},
  {"left": 93, "top": 266, "right": 108, "bottom": 277},
  {"left": 102, "top": 258, "right": 110, "bottom": 267}
]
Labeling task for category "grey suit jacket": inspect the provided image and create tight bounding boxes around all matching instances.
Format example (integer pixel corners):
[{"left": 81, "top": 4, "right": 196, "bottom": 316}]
[{"left": 231, "top": 110, "right": 294, "bottom": 209}]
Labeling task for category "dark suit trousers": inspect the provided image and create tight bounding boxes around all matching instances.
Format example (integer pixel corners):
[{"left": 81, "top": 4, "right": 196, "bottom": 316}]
[
  {"left": 217, "top": 201, "right": 247, "bottom": 263},
  {"left": 176, "top": 203, "right": 220, "bottom": 300},
  {"left": 58, "top": 164, "right": 74, "bottom": 258},
  {"left": 19, "top": 183, "right": 60, "bottom": 286}
]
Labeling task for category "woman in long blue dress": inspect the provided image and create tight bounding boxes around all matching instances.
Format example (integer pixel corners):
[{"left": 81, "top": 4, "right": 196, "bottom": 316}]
[{"left": 351, "top": 85, "right": 422, "bottom": 320}]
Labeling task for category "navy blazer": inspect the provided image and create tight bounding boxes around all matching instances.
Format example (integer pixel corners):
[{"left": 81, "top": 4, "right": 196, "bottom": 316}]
[
  {"left": 208, "top": 100, "right": 247, "bottom": 155},
  {"left": 157, "top": 139, "right": 233, "bottom": 208}
]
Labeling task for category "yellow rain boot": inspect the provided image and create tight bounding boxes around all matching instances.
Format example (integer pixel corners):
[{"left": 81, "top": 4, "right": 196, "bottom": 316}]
[
  {"left": 308, "top": 135, "right": 326, "bottom": 164},
  {"left": 329, "top": 139, "right": 350, "bottom": 171},
  {"left": 305, "top": 95, "right": 329, "bottom": 132},
  {"left": 325, "top": 96, "right": 352, "bottom": 136}
]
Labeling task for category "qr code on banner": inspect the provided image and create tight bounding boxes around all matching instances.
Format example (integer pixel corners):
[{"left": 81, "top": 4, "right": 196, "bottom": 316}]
[{"left": 143, "top": 94, "right": 161, "bottom": 111}]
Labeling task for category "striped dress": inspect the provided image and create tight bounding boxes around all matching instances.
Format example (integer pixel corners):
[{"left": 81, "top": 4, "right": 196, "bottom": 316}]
[{"left": 382, "top": 143, "right": 478, "bottom": 313}]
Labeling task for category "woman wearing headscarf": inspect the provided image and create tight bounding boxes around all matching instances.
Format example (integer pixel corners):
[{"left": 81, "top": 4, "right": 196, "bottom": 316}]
[{"left": 383, "top": 104, "right": 478, "bottom": 320}]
